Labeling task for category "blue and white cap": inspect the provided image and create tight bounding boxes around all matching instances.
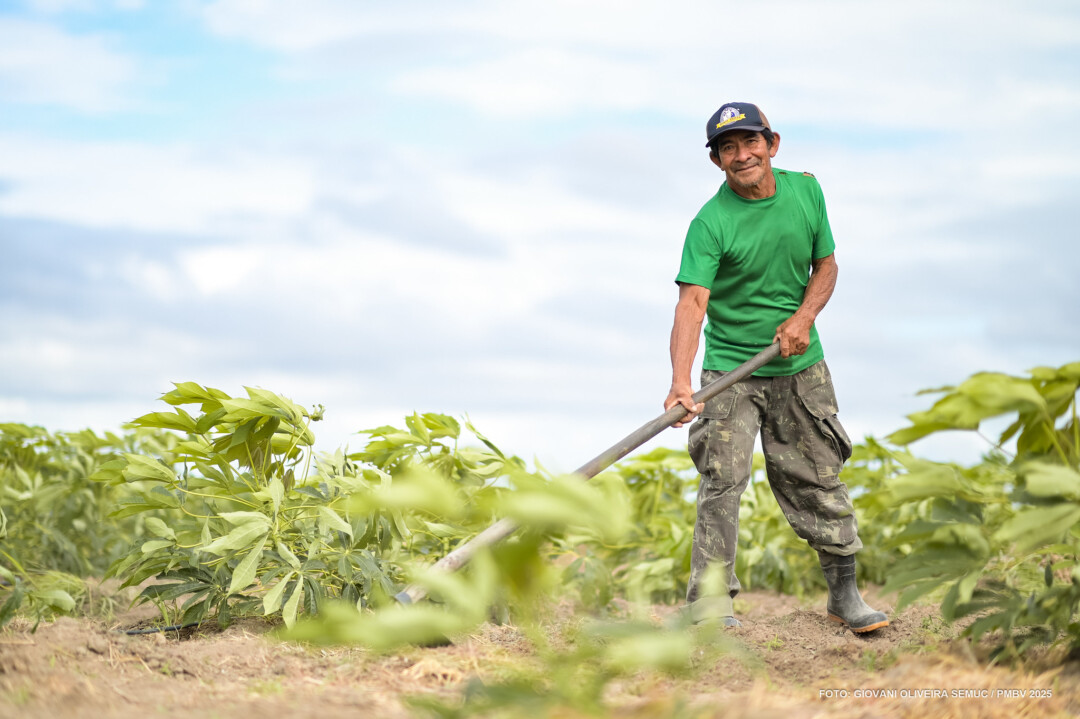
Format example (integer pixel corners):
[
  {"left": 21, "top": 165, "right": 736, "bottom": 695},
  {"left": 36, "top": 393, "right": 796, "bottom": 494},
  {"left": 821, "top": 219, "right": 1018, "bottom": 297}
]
[{"left": 705, "top": 102, "right": 771, "bottom": 147}]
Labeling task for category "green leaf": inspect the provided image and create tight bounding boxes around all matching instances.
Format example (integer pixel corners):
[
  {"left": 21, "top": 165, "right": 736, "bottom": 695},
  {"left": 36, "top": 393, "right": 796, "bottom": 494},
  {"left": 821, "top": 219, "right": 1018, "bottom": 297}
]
[
  {"left": 349, "top": 467, "right": 465, "bottom": 518},
  {"left": 122, "top": 454, "right": 177, "bottom": 483},
  {"left": 267, "top": 478, "right": 284, "bottom": 513},
  {"left": 147, "top": 486, "right": 181, "bottom": 508},
  {"left": 202, "top": 522, "right": 270, "bottom": 556},
  {"left": 130, "top": 409, "right": 197, "bottom": 433},
  {"left": 1021, "top": 463, "right": 1080, "bottom": 500},
  {"left": 144, "top": 517, "right": 177, "bottom": 541},
  {"left": 88, "top": 458, "right": 127, "bottom": 484},
  {"left": 283, "top": 579, "right": 305, "bottom": 629},
  {"left": 194, "top": 407, "right": 227, "bottom": 434},
  {"left": 246, "top": 387, "right": 306, "bottom": 424},
  {"left": 219, "top": 511, "right": 272, "bottom": 528},
  {"left": 888, "top": 372, "right": 1050, "bottom": 446},
  {"left": 941, "top": 570, "right": 982, "bottom": 621},
  {"left": 887, "top": 421, "right": 960, "bottom": 446},
  {"left": 405, "top": 551, "right": 497, "bottom": 621},
  {"left": 497, "top": 473, "right": 630, "bottom": 543},
  {"left": 0, "top": 584, "right": 26, "bottom": 627},
  {"left": 152, "top": 582, "right": 209, "bottom": 602},
  {"left": 603, "top": 629, "right": 692, "bottom": 673},
  {"left": 994, "top": 504, "right": 1080, "bottom": 552},
  {"left": 263, "top": 572, "right": 295, "bottom": 615},
  {"left": 275, "top": 541, "right": 302, "bottom": 569},
  {"left": 162, "top": 381, "right": 229, "bottom": 408},
  {"left": 318, "top": 506, "right": 353, "bottom": 537},
  {"left": 228, "top": 534, "right": 268, "bottom": 595},
  {"left": 141, "top": 539, "right": 174, "bottom": 554},
  {"left": 422, "top": 413, "right": 461, "bottom": 439},
  {"left": 283, "top": 601, "right": 470, "bottom": 651},
  {"left": 33, "top": 589, "right": 76, "bottom": 613},
  {"left": 405, "top": 413, "right": 431, "bottom": 444},
  {"left": 959, "top": 373, "right": 1046, "bottom": 414},
  {"left": 887, "top": 458, "right": 964, "bottom": 502}
]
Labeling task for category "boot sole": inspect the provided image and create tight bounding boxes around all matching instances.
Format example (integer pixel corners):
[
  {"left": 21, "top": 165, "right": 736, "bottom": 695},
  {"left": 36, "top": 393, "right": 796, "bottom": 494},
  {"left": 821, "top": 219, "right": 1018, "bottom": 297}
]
[{"left": 828, "top": 614, "right": 890, "bottom": 633}]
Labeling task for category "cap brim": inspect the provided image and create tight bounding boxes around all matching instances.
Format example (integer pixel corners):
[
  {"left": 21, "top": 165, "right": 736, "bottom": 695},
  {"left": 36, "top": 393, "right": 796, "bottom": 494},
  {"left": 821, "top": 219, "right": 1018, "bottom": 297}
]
[{"left": 705, "top": 124, "right": 767, "bottom": 146}]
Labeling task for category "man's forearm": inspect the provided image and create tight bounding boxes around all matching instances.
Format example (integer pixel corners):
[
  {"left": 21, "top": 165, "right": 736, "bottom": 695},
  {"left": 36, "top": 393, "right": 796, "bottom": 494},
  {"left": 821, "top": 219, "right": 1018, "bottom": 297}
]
[
  {"left": 664, "top": 283, "right": 710, "bottom": 423},
  {"left": 796, "top": 254, "right": 838, "bottom": 322},
  {"left": 774, "top": 253, "right": 837, "bottom": 357},
  {"left": 670, "top": 303, "right": 704, "bottom": 387}
]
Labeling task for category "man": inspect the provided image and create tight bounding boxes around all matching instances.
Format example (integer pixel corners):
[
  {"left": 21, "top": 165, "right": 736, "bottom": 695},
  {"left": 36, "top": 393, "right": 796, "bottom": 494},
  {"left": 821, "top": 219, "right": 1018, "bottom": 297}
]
[{"left": 664, "top": 102, "right": 888, "bottom": 633}]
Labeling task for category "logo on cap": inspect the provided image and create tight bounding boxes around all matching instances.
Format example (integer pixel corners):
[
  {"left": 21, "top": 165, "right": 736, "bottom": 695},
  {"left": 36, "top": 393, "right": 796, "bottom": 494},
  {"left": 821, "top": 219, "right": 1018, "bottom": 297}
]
[{"left": 716, "top": 106, "right": 745, "bottom": 130}]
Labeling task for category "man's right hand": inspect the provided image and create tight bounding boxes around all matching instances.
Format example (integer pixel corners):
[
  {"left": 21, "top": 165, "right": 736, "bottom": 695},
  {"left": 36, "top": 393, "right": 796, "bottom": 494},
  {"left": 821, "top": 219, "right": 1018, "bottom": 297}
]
[{"left": 665, "top": 383, "right": 704, "bottom": 428}]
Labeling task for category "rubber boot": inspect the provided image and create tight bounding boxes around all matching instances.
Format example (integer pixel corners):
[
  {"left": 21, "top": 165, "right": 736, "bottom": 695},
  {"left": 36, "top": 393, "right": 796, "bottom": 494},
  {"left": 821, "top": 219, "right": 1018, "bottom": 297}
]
[{"left": 819, "top": 553, "right": 889, "bottom": 633}]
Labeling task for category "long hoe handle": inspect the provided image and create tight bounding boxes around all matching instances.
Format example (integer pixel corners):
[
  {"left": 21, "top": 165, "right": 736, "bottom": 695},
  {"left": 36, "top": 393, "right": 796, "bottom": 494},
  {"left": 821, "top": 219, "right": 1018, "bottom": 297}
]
[{"left": 395, "top": 341, "right": 782, "bottom": 605}]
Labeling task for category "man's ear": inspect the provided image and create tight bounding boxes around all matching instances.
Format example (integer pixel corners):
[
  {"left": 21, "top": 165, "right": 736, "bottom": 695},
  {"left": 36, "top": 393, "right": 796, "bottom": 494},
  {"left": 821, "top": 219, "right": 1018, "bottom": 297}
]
[
  {"left": 768, "top": 132, "right": 781, "bottom": 158},
  {"left": 709, "top": 151, "right": 723, "bottom": 170}
]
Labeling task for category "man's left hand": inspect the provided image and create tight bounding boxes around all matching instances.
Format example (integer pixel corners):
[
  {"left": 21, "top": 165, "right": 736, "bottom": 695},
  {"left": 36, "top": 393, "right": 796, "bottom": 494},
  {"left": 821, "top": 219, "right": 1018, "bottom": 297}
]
[{"left": 774, "top": 313, "right": 813, "bottom": 358}]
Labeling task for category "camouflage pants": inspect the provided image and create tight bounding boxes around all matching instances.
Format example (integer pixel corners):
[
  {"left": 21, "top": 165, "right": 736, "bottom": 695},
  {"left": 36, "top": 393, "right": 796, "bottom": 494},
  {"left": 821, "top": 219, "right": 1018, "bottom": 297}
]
[{"left": 685, "top": 360, "right": 861, "bottom": 614}]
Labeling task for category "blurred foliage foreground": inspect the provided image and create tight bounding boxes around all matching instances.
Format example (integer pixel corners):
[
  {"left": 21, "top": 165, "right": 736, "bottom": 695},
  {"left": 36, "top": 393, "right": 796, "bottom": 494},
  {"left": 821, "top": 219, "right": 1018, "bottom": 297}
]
[{"left": 1, "top": 359, "right": 1078, "bottom": 713}]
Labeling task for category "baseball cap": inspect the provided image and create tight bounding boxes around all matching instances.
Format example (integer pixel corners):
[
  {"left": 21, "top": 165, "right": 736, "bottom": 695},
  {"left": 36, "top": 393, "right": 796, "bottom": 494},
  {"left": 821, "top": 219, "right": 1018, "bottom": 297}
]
[{"left": 705, "top": 102, "right": 771, "bottom": 147}]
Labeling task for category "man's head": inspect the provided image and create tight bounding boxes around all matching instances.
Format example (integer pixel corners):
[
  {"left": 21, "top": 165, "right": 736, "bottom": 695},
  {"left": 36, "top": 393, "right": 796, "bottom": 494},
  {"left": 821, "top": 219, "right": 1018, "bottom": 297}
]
[{"left": 704, "top": 102, "right": 780, "bottom": 198}]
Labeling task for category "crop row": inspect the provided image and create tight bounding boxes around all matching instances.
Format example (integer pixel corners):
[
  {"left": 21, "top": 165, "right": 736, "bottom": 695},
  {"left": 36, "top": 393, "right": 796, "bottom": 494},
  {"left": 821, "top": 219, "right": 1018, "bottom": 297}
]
[{"left": 2, "top": 361, "right": 1078, "bottom": 663}]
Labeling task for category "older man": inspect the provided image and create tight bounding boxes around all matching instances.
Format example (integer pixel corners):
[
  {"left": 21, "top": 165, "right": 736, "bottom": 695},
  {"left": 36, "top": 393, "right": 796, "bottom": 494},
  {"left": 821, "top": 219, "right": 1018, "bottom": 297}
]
[{"left": 664, "top": 102, "right": 888, "bottom": 633}]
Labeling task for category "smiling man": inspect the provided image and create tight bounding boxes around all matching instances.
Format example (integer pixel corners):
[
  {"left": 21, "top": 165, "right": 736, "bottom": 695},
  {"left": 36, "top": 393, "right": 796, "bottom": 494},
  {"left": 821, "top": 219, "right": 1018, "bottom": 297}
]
[{"left": 663, "top": 102, "right": 888, "bottom": 633}]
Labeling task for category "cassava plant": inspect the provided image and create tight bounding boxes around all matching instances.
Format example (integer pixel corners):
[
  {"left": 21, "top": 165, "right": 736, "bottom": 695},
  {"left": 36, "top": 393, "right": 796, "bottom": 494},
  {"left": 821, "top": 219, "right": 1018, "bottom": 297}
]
[
  {"left": 94, "top": 382, "right": 532, "bottom": 628},
  {"left": 0, "top": 423, "right": 174, "bottom": 625},
  {"left": 882, "top": 360, "right": 1080, "bottom": 655}
]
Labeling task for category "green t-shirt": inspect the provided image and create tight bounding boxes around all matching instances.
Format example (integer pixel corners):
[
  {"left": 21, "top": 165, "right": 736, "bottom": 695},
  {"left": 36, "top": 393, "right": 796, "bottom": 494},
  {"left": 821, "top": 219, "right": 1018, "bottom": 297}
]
[{"left": 675, "top": 168, "right": 835, "bottom": 377}]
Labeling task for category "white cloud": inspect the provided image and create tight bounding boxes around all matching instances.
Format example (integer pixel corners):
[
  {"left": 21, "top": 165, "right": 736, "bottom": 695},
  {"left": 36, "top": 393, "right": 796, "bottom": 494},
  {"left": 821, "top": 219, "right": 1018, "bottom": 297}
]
[
  {"left": 174, "top": 236, "right": 568, "bottom": 336},
  {"left": 199, "top": 0, "right": 394, "bottom": 51},
  {"left": 432, "top": 168, "right": 677, "bottom": 241},
  {"left": 0, "top": 134, "right": 317, "bottom": 234},
  {"left": 25, "top": 0, "right": 145, "bottom": 11},
  {"left": 395, "top": 48, "right": 670, "bottom": 118},
  {"left": 197, "top": 0, "right": 1080, "bottom": 133},
  {"left": 25, "top": 0, "right": 96, "bottom": 11},
  {"left": 2, "top": 0, "right": 1077, "bottom": 470},
  {"left": 0, "top": 19, "right": 136, "bottom": 112}
]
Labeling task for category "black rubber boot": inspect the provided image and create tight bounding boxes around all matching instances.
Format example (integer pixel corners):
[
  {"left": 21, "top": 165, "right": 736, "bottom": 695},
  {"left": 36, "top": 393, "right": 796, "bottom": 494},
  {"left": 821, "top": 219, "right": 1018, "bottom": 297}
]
[{"left": 819, "top": 553, "right": 889, "bottom": 633}]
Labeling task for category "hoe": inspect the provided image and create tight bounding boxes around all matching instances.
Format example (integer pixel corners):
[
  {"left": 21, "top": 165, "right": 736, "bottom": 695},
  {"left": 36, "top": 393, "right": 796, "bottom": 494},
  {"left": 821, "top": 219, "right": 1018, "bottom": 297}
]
[{"left": 394, "top": 341, "right": 781, "bottom": 606}]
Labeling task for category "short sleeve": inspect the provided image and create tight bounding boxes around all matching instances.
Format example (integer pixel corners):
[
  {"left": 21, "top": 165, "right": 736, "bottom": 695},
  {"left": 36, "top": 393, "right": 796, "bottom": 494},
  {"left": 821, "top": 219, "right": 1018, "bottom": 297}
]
[
  {"left": 675, "top": 217, "right": 721, "bottom": 287},
  {"left": 811, "top": 181, "right": 836, "bottom": 259}
]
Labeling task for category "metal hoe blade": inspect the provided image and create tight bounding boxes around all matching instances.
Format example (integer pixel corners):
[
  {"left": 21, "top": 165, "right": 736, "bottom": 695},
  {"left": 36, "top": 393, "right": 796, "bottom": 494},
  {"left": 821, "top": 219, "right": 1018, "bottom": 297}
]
[{"left": 395, "top": 341, "right": 782, "bottom": 605}]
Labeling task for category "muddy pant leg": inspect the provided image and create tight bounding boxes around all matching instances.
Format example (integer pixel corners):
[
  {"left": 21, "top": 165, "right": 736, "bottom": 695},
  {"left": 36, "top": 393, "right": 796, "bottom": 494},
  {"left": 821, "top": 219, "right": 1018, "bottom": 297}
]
[
  {"left": 686, "top": 371, "right": 763, "bottom": 611},
  {"left": 760, "top": 361, "right": 862, "bottom": 556}
]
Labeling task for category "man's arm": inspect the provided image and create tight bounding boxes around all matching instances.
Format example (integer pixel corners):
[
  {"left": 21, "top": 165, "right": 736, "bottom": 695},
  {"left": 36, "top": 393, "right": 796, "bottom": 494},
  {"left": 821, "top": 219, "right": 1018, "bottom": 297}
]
[
  {"left": 664, "top": 282, "right": 710, "bottom": 427},
  {"left": 774, "top": 252, "right": 838, "bottom": 358}
]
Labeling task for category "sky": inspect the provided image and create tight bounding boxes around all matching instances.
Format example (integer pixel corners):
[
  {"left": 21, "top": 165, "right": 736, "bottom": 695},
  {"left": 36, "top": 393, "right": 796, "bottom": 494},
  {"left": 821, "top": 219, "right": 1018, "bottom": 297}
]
[{"left": 1, "top": 0, "right": 1078, "bottom": 471}]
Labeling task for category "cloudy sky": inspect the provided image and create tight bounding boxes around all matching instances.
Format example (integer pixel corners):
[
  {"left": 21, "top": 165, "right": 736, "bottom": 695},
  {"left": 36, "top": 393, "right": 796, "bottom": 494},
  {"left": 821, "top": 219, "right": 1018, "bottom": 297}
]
[{"left": 2, "top": 0, "right": 1078, "bottom": 470}]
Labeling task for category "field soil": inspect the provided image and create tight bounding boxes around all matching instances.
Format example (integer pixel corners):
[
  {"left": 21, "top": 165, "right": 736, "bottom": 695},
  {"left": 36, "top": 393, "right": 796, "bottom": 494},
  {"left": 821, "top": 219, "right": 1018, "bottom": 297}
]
[{"left": 1, "top": 585, "right": 1078, "bottom": 718}]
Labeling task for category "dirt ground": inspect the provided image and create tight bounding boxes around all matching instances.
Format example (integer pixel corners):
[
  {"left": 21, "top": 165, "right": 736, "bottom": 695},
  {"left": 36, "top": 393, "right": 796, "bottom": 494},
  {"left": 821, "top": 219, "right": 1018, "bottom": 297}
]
[{"left": 1, "top": 586, "right": 1078, "bottom": 718}]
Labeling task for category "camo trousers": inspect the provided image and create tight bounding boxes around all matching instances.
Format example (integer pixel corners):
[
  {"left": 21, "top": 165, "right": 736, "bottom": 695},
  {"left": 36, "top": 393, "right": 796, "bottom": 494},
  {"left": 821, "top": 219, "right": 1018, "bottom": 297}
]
[{"left": 685, "top": 360, "right": 861, "bottom": 612}]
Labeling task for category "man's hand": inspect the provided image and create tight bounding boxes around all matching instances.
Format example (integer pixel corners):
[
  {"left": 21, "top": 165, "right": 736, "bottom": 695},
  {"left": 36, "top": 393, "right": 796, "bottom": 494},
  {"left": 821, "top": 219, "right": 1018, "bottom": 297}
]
[
  {"left": 774, "top": 253, "right": 838, "bottom": 358},
  {"left": 665, "top": 382, "right": 704, "bottom": 428},
  {"left": 774, "top": 312, "right": 813, "bottom": 358}
]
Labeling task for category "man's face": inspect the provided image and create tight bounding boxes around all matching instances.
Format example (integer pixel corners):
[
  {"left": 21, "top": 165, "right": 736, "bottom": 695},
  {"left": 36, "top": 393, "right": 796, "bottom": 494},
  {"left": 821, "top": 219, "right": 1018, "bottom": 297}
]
[{"left": 711, "top": 130, "right": 781, "bottom": 197}]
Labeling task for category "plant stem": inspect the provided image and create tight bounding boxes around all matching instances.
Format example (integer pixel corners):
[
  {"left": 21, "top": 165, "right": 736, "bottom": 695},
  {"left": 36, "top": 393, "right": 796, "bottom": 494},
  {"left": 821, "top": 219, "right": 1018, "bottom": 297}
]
[
  {"left": 1071, "top": 394, "right": 1078, "bottom": 467},
  {"left": 176, "top": 487, "right": 259, "bottom": 509}
]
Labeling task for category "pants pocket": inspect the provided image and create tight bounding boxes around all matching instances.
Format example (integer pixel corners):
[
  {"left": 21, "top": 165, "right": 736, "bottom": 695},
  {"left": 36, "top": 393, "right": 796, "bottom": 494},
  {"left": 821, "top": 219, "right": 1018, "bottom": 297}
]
[
  {"left": 698, "top": 369, "right": 736, "bottom": 420},
  {"left": 794, "top": 361, "right": 852, "bottom": 465}
]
